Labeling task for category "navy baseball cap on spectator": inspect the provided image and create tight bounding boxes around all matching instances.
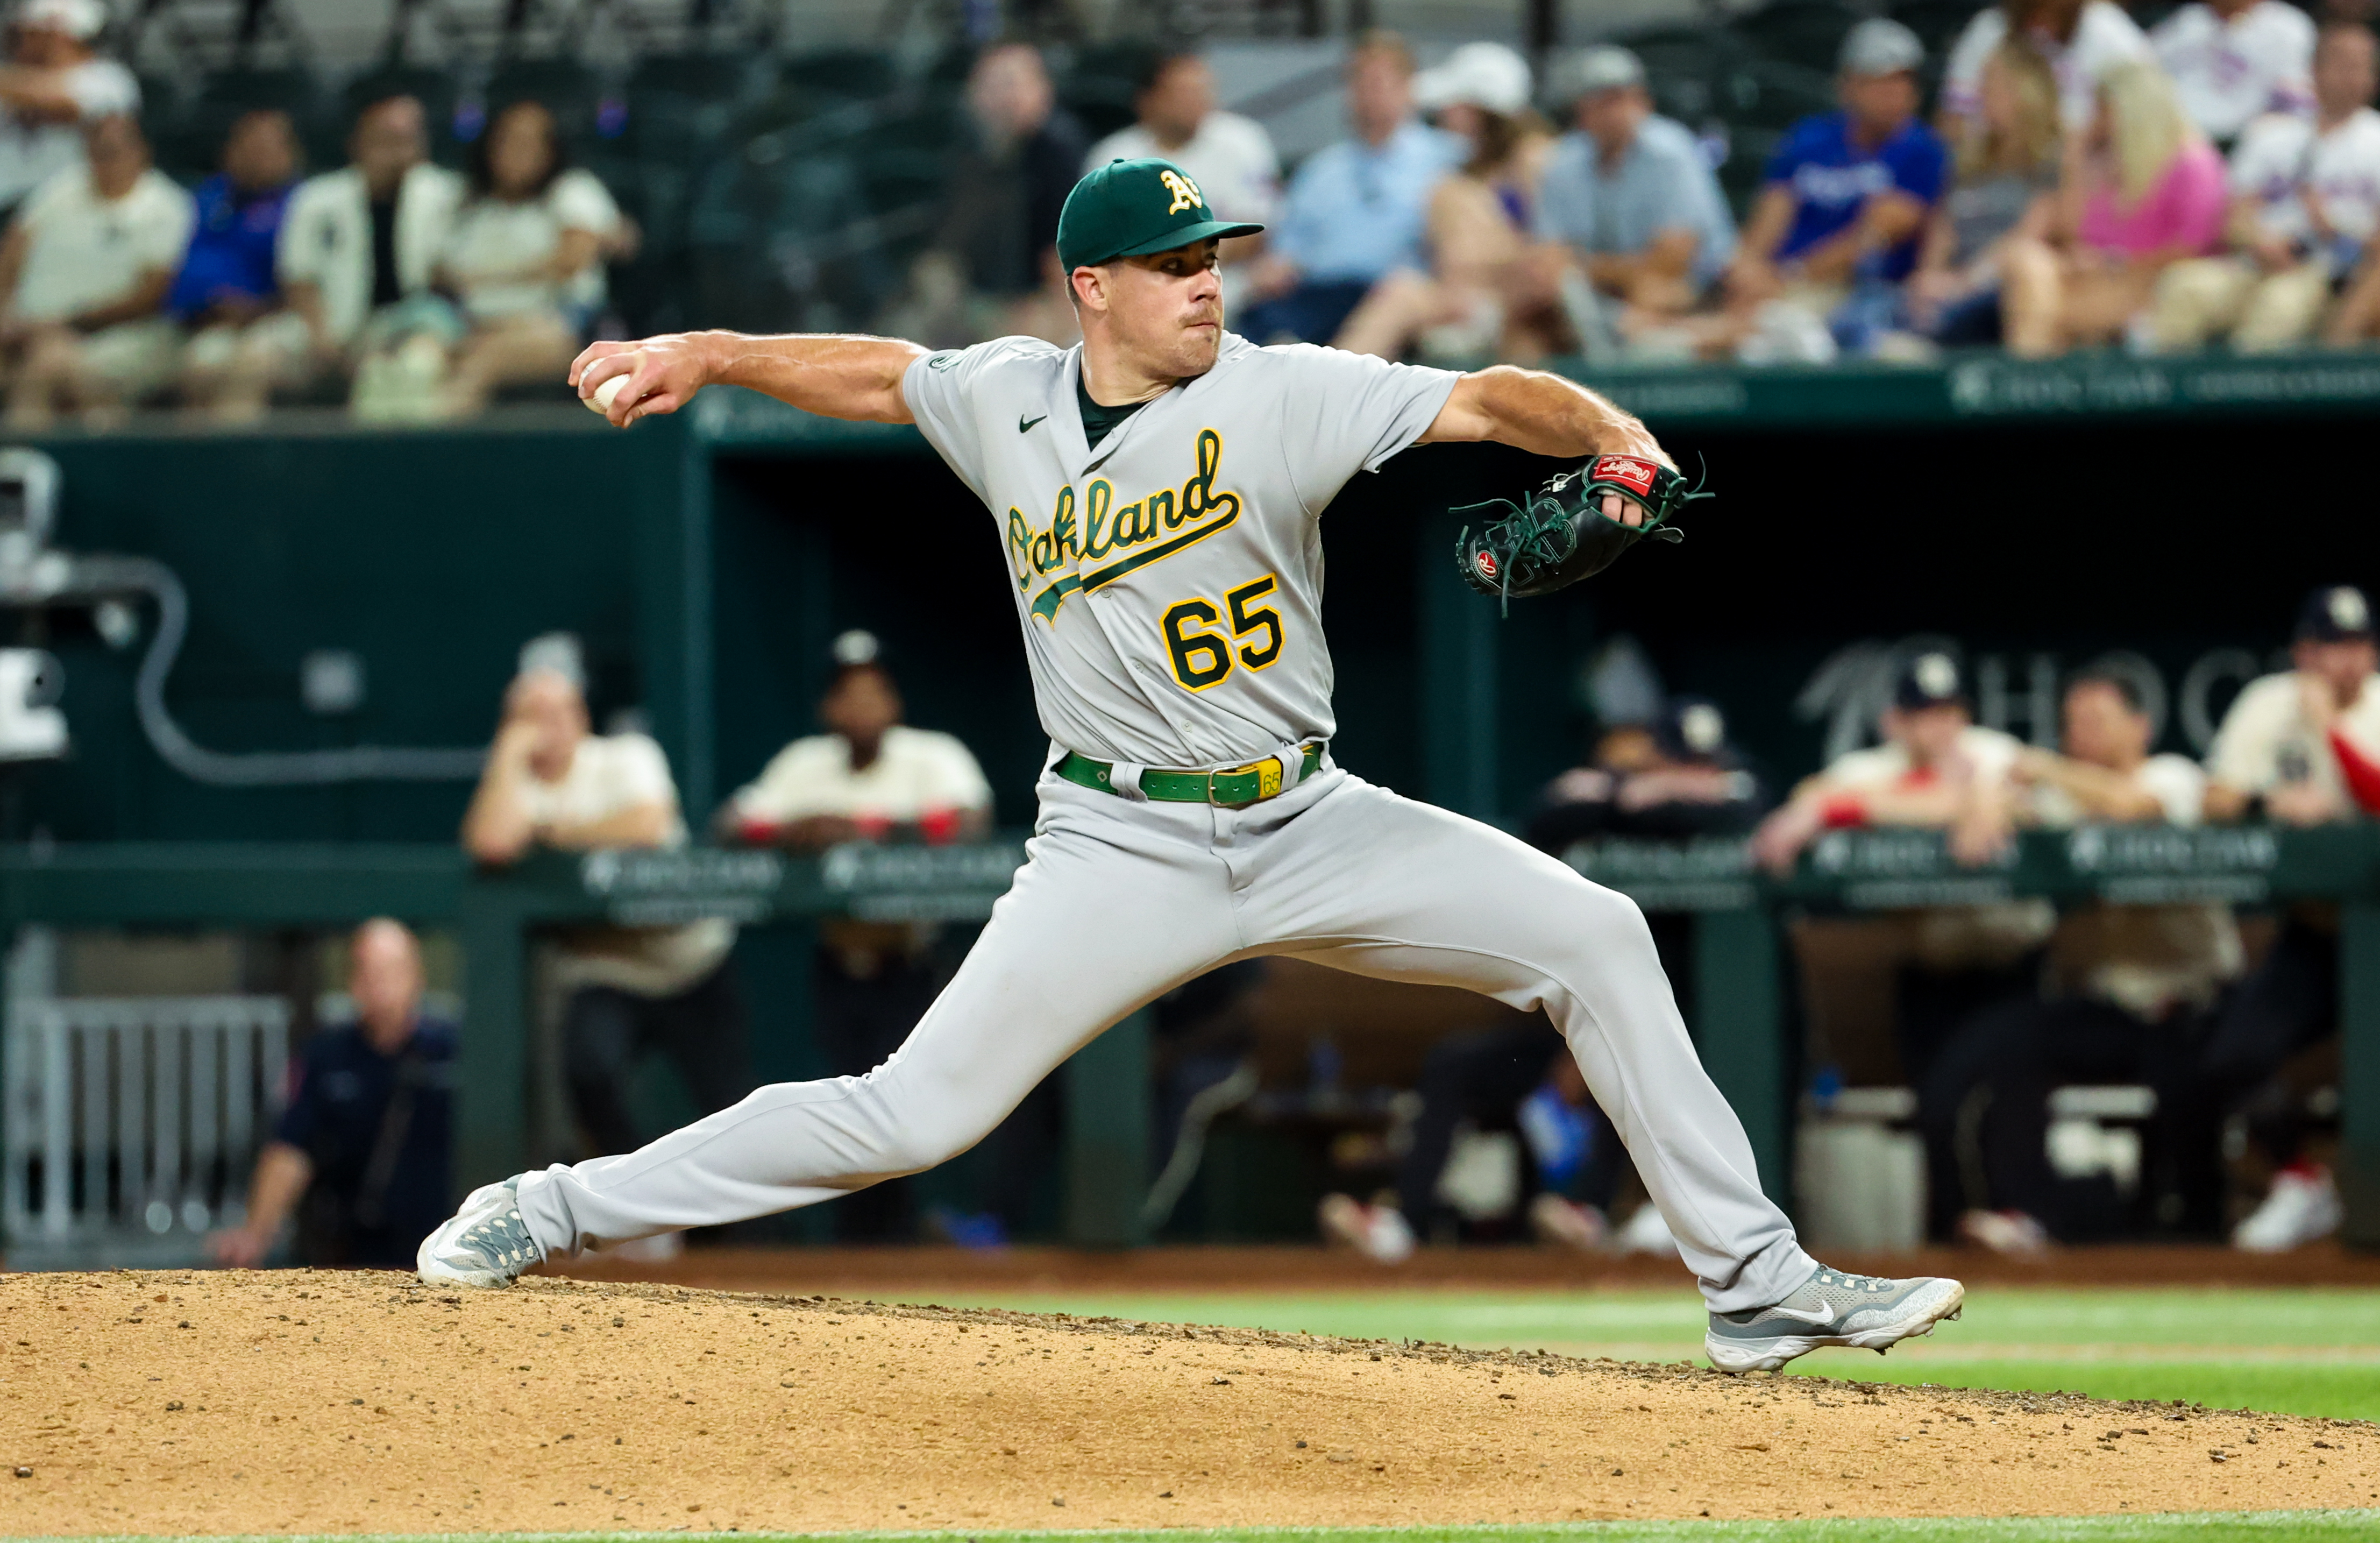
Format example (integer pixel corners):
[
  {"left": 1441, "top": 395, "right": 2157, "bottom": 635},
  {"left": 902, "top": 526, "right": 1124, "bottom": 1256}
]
[
  {"left": 1655, "top": 696, "right": 1732, "bottom": 762},
  {"left": 1893, "top": 651, "right": 1967, "bottom": 711},
  {"left": 2296, "top": 585, "right": 2374, "bottom": 643}
]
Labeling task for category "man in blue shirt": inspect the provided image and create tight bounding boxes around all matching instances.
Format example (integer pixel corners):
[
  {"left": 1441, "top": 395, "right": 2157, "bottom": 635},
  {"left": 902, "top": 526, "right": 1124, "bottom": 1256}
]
[
  {"left": 1240, "top": 31, "right": 1462, "bottom": 344},
  {"left": 210, "top": 919, "right": 457, "bottom": 1270},
  {"left": 1530, "top": 46, "right": 1737, "bottom": 329},
  {"left": 1725, "top": 18, "right": 1948, "bottom": 336},
  {"left": 174, "top": 107, "right": 304, "bottom": 422}
]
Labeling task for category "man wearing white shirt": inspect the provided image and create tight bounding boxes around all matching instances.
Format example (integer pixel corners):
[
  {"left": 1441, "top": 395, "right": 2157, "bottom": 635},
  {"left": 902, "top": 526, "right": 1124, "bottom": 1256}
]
[
  {"left": 2154, "top": 0, "right": 2316, "bottom": 146},
  {"left": 0, "top": 113, "right": 191, "bottom": 428},
  {"left": 0, "top": 0, "right": 136, "bottom": 216},
  {"left": 2197, "top": 586, "right": 2379, "bottom": 1254},
  {"left": 1751, "top": 651, "right": 2027, "bottom": 876},
  {"left": 463, "top": 663, "right": 747, "bottom": 1167},
  {"left": 2155, "top": 22, "right": 2380, "bottom": 351},
  {"left": 1943, "top": 0, "right": 2151, "bottom": 133},
  {"left": 720, "top": 632, "right": 992, "bottom": 1240},
  {"left": 1919, "top": 669, "right": 2240, "bottom": 1254},
  {"left": 1084, "top": 51, "right": 1278, "bottom": 259}
]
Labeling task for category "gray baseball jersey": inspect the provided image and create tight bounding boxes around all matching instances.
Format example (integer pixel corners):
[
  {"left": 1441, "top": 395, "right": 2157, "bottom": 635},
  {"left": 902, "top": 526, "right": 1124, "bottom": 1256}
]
[{"left": 901, "top": 332, "right": 1459, "bottom": 769}]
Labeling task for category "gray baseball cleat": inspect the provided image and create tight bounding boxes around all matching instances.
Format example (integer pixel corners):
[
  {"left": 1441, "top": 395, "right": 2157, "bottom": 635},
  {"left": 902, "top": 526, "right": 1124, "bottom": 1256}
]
[
  {"left": 1704, "top": 1264, "right": 1965, "bottom": 1374},
  {"left": 416, "top": 1179, "right": 544, "bottom": 1289}
]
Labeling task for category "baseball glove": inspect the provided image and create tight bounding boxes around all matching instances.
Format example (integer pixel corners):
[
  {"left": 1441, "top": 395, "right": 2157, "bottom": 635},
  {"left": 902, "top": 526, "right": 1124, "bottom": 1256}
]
[{"left": 1452, "top": 454, "right": 1703, "bottom": 614}]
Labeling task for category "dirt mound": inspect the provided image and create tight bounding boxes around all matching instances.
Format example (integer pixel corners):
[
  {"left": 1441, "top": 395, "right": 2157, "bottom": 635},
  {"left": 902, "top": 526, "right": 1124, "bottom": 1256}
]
[{"left": 2, "top": 1270, "right": 2374, "bottom": 1534}]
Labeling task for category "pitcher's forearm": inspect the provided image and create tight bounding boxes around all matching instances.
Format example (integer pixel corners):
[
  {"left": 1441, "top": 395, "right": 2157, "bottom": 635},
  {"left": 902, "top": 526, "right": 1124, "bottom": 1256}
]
[
  {"left": 1427, "top": 365, "right": 1666, "bottom": 463},
  {"left": 698, "top": 331, "right": 927, "bottom": 423}
]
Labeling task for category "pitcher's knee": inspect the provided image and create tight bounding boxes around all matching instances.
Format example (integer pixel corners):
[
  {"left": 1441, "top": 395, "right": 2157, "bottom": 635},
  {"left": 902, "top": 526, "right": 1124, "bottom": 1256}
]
[{"left": 1565, "top": 881, "right": 1656, "bottom": 954}]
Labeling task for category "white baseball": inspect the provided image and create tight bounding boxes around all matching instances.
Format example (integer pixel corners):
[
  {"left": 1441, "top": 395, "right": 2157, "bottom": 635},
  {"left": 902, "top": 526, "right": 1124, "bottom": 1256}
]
[{"left": 585, "top": 373, "right": 630, "bottom": 416}]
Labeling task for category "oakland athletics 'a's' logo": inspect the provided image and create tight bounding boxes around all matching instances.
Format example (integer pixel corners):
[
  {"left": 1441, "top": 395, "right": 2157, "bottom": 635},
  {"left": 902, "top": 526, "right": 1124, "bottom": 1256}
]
[{"left": 1159, "top": 169, "right": 1205, "bottom": 215}]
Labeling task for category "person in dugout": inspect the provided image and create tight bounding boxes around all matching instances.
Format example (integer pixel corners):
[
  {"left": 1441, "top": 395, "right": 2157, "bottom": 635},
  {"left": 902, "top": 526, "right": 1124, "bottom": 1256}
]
[
  {"left": 717, "top": 629, "right": 993, "bottom": 1240},
  {"left": 210, "top": 918, "right": 456, "bottom": 1269}
]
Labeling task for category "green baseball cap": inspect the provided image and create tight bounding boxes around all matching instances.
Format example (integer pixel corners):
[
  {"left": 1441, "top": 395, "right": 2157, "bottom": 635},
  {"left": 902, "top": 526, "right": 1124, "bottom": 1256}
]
[{"left": 1056, "top": 157, "right": 1264, "bottom": 272}]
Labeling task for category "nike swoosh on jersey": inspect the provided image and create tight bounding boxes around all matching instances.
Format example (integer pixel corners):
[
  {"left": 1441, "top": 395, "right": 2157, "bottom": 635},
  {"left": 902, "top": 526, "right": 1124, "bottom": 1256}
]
[
  {"left": 1765, "top": 1301, "right": 1837, "bottom": 1327},
  {"left": 1019, "top": 414, "right": 1047, "bottom": 433}
]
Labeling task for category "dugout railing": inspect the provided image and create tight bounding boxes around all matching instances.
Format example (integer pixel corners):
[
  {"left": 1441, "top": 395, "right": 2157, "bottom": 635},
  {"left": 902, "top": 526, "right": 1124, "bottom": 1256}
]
[{"left": 0, "top": 825, "right": 2372, "bottom": 1261}]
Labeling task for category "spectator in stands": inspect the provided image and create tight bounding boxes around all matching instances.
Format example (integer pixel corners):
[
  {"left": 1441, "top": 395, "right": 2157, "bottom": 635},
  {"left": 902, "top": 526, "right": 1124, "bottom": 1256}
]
[
  {"left": 0, "top": 113, "right": 190, "bottom": 429},
  {"left": 1999, "top": 59, "right": 2228, "bottom": 357},
  {"left": 934, "top": 43, "right": 1089, "bottom": 346},
  {"left": 1718, "top": 19, "right": 1948, "bottom": 362},
  {"left": 462, "top": 661, "right": 748, "bottom": 1184},
  {"left": 1919, "top": 669, "right": 2240, "bottom": 1254},
  {"left": 2198, "top": 585, "right": 2379, "bottom": 1252},
  {"left": 174, "top": 108, "right": 304, "bottom": 424},
  {"left": 1083, "top": 48, "right": 1277, "bottom": 309},
  {"left": 1525, "top": 46, "right": 1735, "bottom": 352},
  {"left": 1751, "top": 652, "right": 2022, "bottom": 877},
  {"left": 1524, "top": 697, "right": 1770, "bottom": 853},
  {"left": 2154, "top": 0, "right": 2317, "bottom": 148},
  {"left": 1239, "top": 31, "right": 1461, "bottom": 345},
  {"left": 719, "top": 630, "right": 991, "bottom": 1241},
  {"left": 208, "top": 919, "right": 457, "bottom": 1270},
  {"left": 438, "top": 100, "right": 626, "bottom": 417},
  {"left": 2155, "top": 23, "right": 2380, "bottom": 352},
  {"left": 1333, "top": 43, "right": 1564, "bottom": 364},
  {"left": 0, "top": 0, "right": 136, "bottom": 218},
  {"left": 1754, "top": 652, "right": 2054, "bottom": 1088},
  {"left": 1944, "top": 0, "right": 2152, "bottom": 135},
  {"left": 278, "top": 94, "right": 464, "bottom": 415},
  {"left": 1908, "top": 38, "right": 2064, "bottom": 347}
]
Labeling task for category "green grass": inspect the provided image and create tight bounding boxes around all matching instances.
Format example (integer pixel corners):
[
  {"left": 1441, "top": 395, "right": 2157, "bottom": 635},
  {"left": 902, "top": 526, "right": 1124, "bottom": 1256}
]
[
  {"left": 864, "top": 1287, "right": 2380, "bottom": 1421},
  {"left": 37, "top": 1518, "right": 2380, "bottom": 1542}
]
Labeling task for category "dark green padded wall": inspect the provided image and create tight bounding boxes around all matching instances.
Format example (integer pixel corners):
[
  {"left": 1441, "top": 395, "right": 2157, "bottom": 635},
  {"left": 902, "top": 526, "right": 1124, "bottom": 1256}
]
[{"left": 18, "top": 423, "right": 642, "bottom": 841}]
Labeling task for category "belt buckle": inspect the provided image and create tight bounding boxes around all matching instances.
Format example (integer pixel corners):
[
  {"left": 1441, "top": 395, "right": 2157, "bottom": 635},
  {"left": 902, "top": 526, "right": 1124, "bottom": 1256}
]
[{"left": 1209, "top": 758, "right": 1282, "bottom": 808}]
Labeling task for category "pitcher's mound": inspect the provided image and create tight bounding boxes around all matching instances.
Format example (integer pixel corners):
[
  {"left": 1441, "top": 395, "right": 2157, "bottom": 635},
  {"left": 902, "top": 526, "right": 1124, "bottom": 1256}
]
[{"left": 3, "top": 1270, "right": 2373, "bottom": 1533}]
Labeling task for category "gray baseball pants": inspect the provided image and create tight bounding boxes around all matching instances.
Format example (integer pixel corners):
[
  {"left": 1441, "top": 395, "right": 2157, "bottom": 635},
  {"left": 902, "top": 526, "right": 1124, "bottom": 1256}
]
[{"left": 514, "top": 766, "right": 1817, "bottom": 1312}]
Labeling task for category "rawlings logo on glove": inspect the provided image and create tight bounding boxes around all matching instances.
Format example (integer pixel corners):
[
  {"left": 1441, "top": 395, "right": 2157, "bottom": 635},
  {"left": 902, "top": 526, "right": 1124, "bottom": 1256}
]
[{"left": 1452, "top": 455, "right": 1705, "bottom": 613}]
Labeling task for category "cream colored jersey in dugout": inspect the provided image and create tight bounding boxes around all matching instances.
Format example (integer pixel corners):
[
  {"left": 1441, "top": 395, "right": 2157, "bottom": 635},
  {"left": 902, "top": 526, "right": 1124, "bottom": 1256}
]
[{"left": 901, "top": 332, "right": 1461, "bottom": 772}]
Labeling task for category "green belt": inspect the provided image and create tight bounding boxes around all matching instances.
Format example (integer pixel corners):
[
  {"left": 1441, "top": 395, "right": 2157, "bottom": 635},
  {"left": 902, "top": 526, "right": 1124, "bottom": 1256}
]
[{"left": 1057, "top": 743, "right": 1325, "bottom": 807}]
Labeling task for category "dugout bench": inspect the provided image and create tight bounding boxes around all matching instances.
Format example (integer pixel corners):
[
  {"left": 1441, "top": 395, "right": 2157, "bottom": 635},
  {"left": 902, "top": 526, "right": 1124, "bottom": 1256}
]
[{"left": 0, "top": 825, "right": 2375, "bottom": 1257}]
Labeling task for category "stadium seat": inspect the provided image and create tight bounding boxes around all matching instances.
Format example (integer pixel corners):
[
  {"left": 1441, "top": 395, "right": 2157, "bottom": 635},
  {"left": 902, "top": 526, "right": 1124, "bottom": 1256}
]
[
  {"left": 1062, "top": 39, "right": 1156, "bottom": 140},
  {"left": 1732, "top": 0, "right": 1869, "bottom": 75},
  {"left": 621, "top": 51, "right": 764, "bottom": 168},
  {"left": 776, "top": 47, "right": 898, "bottom": 104},
  {"left": 1615, "top": 24, "right": 1746, "bottom": 128},
  {"left": 685, "top": 138, "right": 876, "bottom": 333}
]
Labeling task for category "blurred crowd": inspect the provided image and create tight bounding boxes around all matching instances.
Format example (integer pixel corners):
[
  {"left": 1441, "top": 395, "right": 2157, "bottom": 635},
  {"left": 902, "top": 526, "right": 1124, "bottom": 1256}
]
[
  {"left": 4, "top": 0, "right": 2379, "bottom": 427},
  {"left": 1324, "top": 583, "right": 2377, "bottom": 1265}
]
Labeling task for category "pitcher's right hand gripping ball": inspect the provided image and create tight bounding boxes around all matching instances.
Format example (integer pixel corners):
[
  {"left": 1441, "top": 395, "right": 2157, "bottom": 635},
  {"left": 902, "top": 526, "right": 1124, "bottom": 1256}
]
[{"left": 1453, "top": 455, "right": 1702, "bottom": 612}]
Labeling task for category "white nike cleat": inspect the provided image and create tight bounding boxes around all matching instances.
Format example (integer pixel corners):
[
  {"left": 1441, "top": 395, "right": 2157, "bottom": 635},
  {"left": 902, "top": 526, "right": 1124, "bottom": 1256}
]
[
  {"left": 1704, "top": 1264, "right": 1965, "bottom": 1374},
  {"left": 416, "top": 1179, "right": 544, "bottom": 1289},
  {"left": 2232, "top": 1165, "right": 2341, "bottom": 1253}
]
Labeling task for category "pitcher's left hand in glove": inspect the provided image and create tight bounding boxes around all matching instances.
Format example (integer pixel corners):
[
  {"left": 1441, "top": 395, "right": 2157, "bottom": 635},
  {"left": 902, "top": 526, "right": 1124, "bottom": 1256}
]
[{"left": 1453, "top": 455, "right": 1704, "bottom": 612}]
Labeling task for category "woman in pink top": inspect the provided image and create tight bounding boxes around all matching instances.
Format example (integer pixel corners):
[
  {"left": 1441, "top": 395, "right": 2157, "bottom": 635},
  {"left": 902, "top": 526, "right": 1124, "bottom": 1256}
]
[{"left": 2000, "top": 58, "right": 2227, "bottom": 355}]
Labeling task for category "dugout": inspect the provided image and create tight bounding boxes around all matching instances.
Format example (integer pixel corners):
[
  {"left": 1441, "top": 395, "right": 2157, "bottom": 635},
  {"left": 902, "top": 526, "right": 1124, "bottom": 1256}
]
[{"left": 0, "top": 348, "right": 2374, "bottom": 1261}]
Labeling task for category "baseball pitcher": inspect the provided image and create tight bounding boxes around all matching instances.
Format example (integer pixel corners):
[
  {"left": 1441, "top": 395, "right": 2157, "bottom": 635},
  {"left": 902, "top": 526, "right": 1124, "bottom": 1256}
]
[{"left": 418, "top": 158, "right": 1964, "bottom": 1374}]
